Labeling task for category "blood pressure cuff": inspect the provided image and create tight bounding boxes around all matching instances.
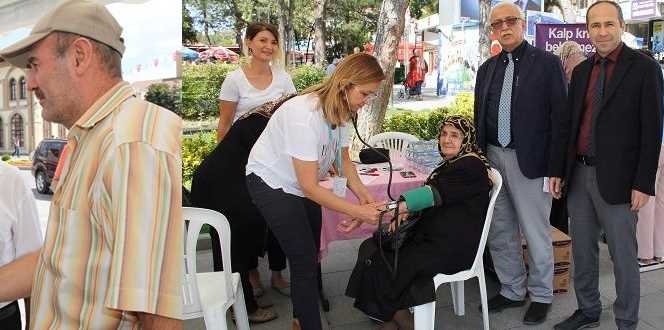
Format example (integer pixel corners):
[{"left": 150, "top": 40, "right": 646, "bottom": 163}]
[{"left": 400, "top": 185, "right": 441, "bottom": 212}]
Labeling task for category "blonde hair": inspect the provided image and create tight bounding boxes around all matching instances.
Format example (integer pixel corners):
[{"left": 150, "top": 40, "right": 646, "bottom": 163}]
[
  {"left": 303, "top": 53, "right": 385, "bottom": 127},
  {"left": 242, "top": 22, "right": 283, "bottom": 67}
]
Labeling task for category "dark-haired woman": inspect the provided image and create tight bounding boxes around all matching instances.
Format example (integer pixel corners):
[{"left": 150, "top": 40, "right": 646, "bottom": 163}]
[{"left": 217, "top": 22, "right": 295, "bottom": 296}]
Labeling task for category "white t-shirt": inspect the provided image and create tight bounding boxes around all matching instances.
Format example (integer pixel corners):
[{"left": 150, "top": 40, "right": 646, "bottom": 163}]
[
  {"left": 219, "top": 67, "right": 297, "bottom": 123},
  {"left": 246, "top": 94, "right": 351, "bottom": 197},
  {"left": 0, "top": 161, "right": 43, "bottom": 308}
]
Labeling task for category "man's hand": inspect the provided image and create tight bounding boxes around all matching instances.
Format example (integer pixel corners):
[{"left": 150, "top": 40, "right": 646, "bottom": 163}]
[
  {"left": 549, "top": 177, "right": 563, "bottom": 199},
  {"left": 137, "top": 312, "right": 182, "bottom": 330},
  {"left": 631, "top": 189, "right": 651, "bottom": 211}
]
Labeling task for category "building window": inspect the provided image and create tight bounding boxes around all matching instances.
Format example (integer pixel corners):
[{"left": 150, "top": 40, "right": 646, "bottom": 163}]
[
  {"left": 11, "top": 114, "right": 23, "bottom": 147},
  {"left": 0, "top": 117, "right": 3, "bottom": 148},
  {"left": 19, "top": 77, "right": 26, "bottom": 99},
  {"left": 9, "top": 78, "right": 16, "bottom": 101}
]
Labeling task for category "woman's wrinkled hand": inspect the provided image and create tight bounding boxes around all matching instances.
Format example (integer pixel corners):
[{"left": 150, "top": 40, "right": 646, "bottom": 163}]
[{"left": 387, "top": 202, "right": 409, "bottom": 233}]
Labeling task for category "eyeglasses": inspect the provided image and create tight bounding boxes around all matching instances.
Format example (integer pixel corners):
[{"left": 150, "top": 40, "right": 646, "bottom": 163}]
[{"left": 490, "top": 16, "right": 521, "bottom": 30}]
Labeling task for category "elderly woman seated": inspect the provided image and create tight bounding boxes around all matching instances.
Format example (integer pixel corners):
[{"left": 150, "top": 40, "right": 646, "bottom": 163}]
[{"left": 342, "top": 115, "right": 493, "bottom": 330}]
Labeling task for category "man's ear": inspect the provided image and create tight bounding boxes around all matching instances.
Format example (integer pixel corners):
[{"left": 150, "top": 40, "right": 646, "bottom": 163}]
[{"left": 69, "top": 37, "right": 95, "bottom": 74}]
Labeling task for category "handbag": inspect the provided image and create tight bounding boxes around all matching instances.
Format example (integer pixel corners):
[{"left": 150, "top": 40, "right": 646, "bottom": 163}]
[
  {"left": 371, "top": 204, "right": 420, "bottom": 279},
  {"left": 372, "top": 216, "right": 418, "bottom": 252},
  {"left": 359, "top": 147, "right": 389, "bottom": 164}
]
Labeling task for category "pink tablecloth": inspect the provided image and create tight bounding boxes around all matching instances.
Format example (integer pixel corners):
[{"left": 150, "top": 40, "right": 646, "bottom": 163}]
[{"left": 319, "top": 168, "right": 426, "bottom": 257}]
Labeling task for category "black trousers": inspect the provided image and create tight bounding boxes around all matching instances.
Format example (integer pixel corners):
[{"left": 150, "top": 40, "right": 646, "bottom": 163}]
[
  {"left": 248, "top": 229, "right": 287, "bottom": 272},
  {"left": 247, "top": 174, "right": 322, "bottom": 330},
  {"left": 0, "top": 301, "right": 21, "bottom": 330}
]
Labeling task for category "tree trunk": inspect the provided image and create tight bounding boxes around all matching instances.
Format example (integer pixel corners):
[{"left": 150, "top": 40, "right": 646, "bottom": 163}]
[
  {"left": 351, "top": 0, "right": 409, "bottom": 156},
  {"left": 277, "top": 0, "right": 294, "bottom": 66},
  {"left": 286, "top": 0, "right": 295, "bottom": 65},
  {"left": 478, "top": 0, "right": 492, "bottom": 65},
  {"left": 313, "top": 0, "right": 327, "bottom": 65},
  {"left": 201, "top": 0, "right": 212, "bottom": 45},
  {"left": 305, "top": 28, "right": 312, "bottom": 65},
  {"left": 278, "top": 0, "right": 288, "bottom": 65},
  {"left": 229, "top": 0, "right": 245, "bottom": 53}
]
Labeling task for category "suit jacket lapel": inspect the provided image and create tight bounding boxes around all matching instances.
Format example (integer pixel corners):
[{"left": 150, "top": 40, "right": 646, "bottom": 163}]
[
  {"left": 514, "top": 43, "right": 535, "bottom": 108},
  {"left": 601, "top": 46, "right": 635, "bottom": 109}
]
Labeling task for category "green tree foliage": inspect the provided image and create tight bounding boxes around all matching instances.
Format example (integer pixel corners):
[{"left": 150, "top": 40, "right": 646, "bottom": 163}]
[
  {"left": 382, "top": 93, "right": 474, "bottom": 139},
  {"left": 409, "top": 0, "right": 438, "bottom": 19},
  {"left": 182, "top": 131, "right": 217, "bottom": 188},
  {"left": 182, "top": 62, "right": 238, "bottom": 120},
  {"left": 290, "top": 64, "right": 326, "bottom": 91},
  {"left": 183, "top": 3, "right": 198, "bottom": 44},
  {"left": 145, "top": 83, "right": 182, "bottom": 116},
  {"left": 325, "top": 0, "right": 379, "bottom": 59}
]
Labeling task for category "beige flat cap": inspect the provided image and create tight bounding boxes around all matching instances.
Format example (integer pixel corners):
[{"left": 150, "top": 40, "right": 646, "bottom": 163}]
[{"left": 0, "top": 0, "right": 125, "bottom": 68}]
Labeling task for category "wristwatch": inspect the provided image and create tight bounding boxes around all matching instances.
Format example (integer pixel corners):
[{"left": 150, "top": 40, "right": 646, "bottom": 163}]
[{"left": 385, "top": 201, "right": 399, "bottom": 210}]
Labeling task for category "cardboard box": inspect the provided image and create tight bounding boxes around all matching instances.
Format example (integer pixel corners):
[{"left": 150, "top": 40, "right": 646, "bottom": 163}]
[
  {"left": 521, "top": 227, "right": 572, "bottom": 294},
  {"left": 522, "top": 226, "right": 571, "bottom": 267},
  {"left": 552, "top": 226, "right": 572, "bottom": 265},
  {"left": 553, "top": 267, "right": 571, "bottom": 294}
]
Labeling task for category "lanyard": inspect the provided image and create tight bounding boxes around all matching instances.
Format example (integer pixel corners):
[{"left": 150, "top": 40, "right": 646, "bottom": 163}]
[{"left": 327, "top": 123, "right": 344, "bottom": 177}]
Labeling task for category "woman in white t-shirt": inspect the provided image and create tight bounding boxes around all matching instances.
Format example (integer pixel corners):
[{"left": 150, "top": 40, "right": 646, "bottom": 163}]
[
  {"left": 217, "top": 22, "right": 296, "bottom": 141},
  {"left": 218, "top": 22, "right": 296, "bottom": 297},
  {"left": 246, "top": 53, "right": 385, "bottom": 330}
]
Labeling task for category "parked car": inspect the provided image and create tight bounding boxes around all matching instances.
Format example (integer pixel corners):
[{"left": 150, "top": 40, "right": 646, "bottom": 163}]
[{"left": 32, "top": 138, "right": 67, "bottom": 194}]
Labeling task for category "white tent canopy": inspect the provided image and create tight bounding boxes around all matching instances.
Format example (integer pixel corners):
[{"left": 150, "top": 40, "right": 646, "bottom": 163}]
[{"left": 0, "top": 0, "right": 148, "bottom": 34}]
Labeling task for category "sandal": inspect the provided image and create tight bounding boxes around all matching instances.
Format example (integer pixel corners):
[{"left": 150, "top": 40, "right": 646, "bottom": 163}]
[
  {"left": 638, "top": 258, "right": 656, "bottom": 267},
  {"left": 248, "top": 308, "right": 278, "bottom": 323}
]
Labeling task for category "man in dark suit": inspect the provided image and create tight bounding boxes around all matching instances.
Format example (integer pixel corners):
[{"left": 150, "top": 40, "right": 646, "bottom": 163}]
[
  {"left": 554, "top": 2, "right": 663, "bottom": 330},
  {"left": 473, "top": 2, "right": 568, "bottom": 325}
]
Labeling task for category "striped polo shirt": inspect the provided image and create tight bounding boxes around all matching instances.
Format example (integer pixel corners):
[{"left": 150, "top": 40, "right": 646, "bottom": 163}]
[{"left": 30, "top": 82, "right": 183, "bottom": 329}]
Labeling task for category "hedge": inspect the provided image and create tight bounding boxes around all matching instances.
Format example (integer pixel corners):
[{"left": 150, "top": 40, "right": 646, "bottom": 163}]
[
  {"left": 290, "top": 64, "right": 326, "bottom": 92},
  {"left": 182, "top": 63, "right": 237, "bottom": 120},
  {"left": 182, "top": 131, "right": 217, "bottom": 188},
  {"left": 382, "top": 92, "right": 475, "bottom": 140},
  {"left": 182, "top": 63, "right": 325, "bottom": 121}
]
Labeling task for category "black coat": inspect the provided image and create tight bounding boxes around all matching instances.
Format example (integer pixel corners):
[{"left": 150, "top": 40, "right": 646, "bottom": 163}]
[
  {"left": 564, "top": 45, "right": 663, "bottom": 204},
  {"left": 346, "top": 156, "right": 490, "bottom": 321},
  {"left": 474, "top": 42, "right": 569, "bottom": 178},
  {"left": 190, "top": 114, "right": 270, "bottom": 271}
]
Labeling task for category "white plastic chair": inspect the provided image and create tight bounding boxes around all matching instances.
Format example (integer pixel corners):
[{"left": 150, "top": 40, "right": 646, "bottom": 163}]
[
  {"left": 368, "top": 132, "right": 419, "bottom": 153},
  {"left": 413, "top": 168, "right": 503, "bottom": 330},
  {"left": 181, "top": 207, "right": 250, "bottom": 330}
]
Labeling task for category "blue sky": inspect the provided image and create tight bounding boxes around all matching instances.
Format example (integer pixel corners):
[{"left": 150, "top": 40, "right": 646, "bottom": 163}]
[{"left": 0, "top": 0, "right": 181, "bottom": 82}]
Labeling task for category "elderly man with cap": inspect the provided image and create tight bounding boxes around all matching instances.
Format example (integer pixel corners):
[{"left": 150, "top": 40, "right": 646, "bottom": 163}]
[{"left": 0, "top": 1, "right": 183, "bottom": 329}]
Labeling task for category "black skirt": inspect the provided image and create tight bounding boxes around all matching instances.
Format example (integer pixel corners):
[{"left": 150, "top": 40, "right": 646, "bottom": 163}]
[{"left": 345, "top": 237, "right": 436, "bottom": 322}]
